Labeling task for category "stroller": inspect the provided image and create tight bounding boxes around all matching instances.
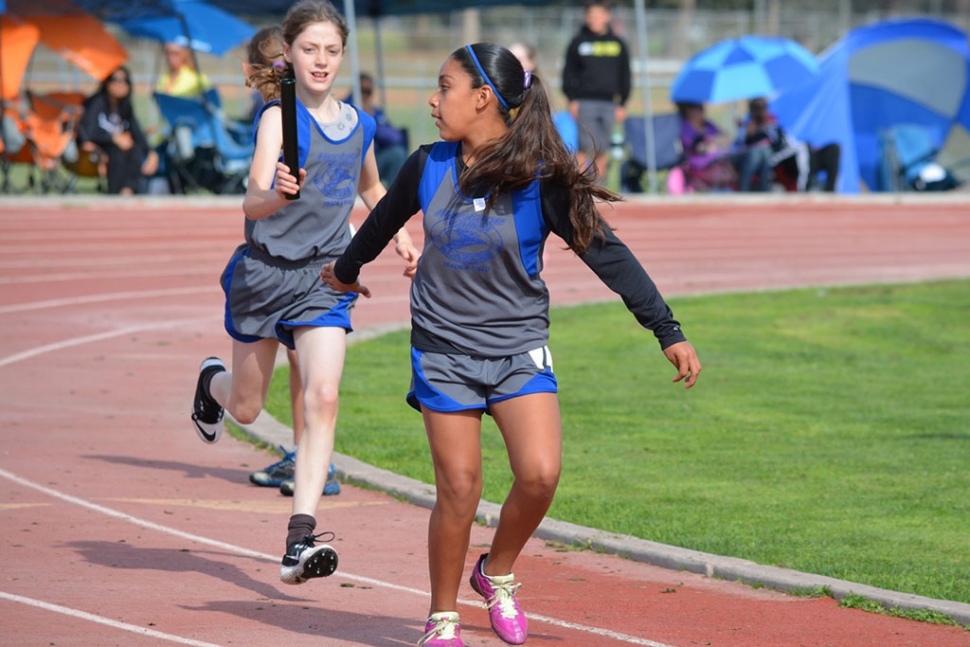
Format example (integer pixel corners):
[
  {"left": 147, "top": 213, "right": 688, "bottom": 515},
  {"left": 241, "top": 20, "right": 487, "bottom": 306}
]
[{"left": 154, "top": 89, "right": 253, "bottom": 194}]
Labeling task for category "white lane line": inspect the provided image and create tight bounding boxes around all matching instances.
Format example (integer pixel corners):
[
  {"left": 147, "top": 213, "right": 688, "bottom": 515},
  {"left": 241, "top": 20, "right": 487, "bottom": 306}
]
[
  {"left": 0, "top": 467, "right": 676, "bottom": 647},
  {"left": 525, "top": 613, "right": 676, "bottom": 647},
  {"left": 0, "top": 467, "right": 422, "bottom": 594},
  {"left": 0, "top": 287, "right": 217, "bottom": 315},
  {"left": 0, "top": 591, "right": 223, "bottom": 647},
  {"left": 0, "top": 239, "right": 224, "bottom": 252},
  {"left": 0, "top": 287, "right": 408, "bottom": 316},
  {"left": 0, "top": 267, "right": 216, "bottom": 285},
  {"left": 0, "top": 231, "right": 235, "bottom": 244},
  {"left": 0, "top": 255, "right": 207, "bottom": 270},
  {"left": 0, "top": 318, "right": 214, "bottom": 368}
]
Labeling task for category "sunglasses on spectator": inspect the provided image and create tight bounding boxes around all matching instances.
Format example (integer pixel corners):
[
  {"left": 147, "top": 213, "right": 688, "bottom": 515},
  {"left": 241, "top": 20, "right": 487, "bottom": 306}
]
[{"left": 109, "top": 75, "right": 131, "bottom": 84}]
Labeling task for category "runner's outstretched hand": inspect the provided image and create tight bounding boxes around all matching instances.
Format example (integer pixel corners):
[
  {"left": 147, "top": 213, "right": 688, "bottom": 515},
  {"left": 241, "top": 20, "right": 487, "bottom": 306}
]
[
  {"left": 662, "top": 341, "right": 702, "bottom": 389},
  {"left": 394, "top": 241, "right": 420, "bottom": 278},
  {"left": 321, "top": 262, "right": 370, "bottom": 298}
]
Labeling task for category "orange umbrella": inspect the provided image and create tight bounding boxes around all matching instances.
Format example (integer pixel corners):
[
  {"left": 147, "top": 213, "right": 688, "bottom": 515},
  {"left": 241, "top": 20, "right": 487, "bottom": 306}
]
[
  {"left": 0, "top": 15, "right": 40, "bottom": 100},
  {"left": 24, "top": 12, "right": 127, "bottom": 82}
]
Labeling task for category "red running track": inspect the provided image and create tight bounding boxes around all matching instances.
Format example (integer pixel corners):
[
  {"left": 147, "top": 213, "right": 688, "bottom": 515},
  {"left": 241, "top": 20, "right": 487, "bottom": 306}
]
[{"left": 1, "top": 196, "right": 969, "bottom": 647}]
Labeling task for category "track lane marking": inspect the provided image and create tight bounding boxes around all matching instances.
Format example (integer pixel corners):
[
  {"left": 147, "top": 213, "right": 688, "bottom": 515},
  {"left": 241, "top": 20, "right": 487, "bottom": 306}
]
[
  {"left": 103, "top": 497, "right": 389, "bottom": 513},
  {"left": 0, "top": 591, "right": 225, "bottom": 647},
  {"left": 0, "top": 287, "right": 217, "bottom": 314},
  {"left": 0, "top": 318, "right": 215, "bottom": 368},
  {"left": 0, "top": 467, "right": 676, "bottom": 646}
]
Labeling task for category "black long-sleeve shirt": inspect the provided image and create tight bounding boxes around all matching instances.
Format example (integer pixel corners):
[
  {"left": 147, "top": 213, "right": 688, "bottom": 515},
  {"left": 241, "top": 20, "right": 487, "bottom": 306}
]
[
  {"left": 76, "top": 94, "right": 149, "bottom": 160},
  {"left": 334, "top": 144, "right": 685, "bottom": 351},
  {"left": 562, "top": 26, "right": 632, "bottom": 105}
]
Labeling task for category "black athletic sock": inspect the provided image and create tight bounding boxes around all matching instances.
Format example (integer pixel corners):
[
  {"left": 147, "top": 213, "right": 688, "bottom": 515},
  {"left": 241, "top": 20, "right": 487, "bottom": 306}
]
[{"left": 286, "top": 513, "right": 316, "bottom": 550}]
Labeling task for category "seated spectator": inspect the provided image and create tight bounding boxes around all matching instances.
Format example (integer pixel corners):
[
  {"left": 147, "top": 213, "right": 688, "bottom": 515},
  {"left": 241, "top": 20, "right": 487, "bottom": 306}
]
[
  {"left": 77, "top": 67, "right": 158, "bottom": 195},
  {"left": 344, "top": 73, "right": 407, "bottom": 187},
  {"left": 739, "top": 97, "right": 841, "bottom": 192},
  {"left": 157, "top": 43, "right": 211, "bottom": 99},
  {"left": 678, "top": 101, "right": 772, "bottom": 192}
]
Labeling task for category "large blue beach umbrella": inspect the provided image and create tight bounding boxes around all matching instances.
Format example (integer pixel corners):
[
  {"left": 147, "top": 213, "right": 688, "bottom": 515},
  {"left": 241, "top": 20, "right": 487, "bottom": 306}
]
[{"left": 671, "top": 35, "right": 819, "bottom": 105}]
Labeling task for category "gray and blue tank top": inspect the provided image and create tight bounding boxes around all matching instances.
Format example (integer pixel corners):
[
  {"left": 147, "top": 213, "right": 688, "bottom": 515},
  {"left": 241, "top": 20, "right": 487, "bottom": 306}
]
[
  {"left": 409, "top": 141, "right": 550, "bottom": 357},
  {"left": 246, "top": 99, "right": 376, "bottom": 261}
]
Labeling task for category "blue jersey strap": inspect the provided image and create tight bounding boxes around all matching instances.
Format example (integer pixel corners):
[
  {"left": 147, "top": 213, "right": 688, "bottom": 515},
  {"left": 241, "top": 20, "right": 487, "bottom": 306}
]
[
  {"left": 419, "top": 141, "right": 460, "bottom": 211},
  {"left": 253, "top": 99, "right": 310, "bottom": 173}
]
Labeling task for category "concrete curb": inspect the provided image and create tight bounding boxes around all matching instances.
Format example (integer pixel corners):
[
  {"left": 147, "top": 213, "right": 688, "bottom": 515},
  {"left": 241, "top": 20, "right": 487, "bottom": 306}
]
[{"left": 231, "top": 399, "right": 970, "bottom": 627}]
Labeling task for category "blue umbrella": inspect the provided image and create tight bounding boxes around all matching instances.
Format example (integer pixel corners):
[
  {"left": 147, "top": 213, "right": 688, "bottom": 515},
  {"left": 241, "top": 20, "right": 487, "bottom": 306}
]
[
  {"left": 671, "top": 36, "right": 819, "bottom": 105},
  {"left": 117, "top": 0, "right": 255, "bottom": 56}
]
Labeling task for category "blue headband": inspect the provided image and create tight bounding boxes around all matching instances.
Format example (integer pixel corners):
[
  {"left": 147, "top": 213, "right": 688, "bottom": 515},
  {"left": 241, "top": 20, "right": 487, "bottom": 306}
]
[{"left": 465, "top": 45, "right": 510, "bottom": 111}]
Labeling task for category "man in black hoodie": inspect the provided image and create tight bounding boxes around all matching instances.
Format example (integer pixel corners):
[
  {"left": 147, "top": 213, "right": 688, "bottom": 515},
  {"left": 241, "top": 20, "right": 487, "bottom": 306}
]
[{"left": 562, "top": 0, "right": 631, "bottom": 184}]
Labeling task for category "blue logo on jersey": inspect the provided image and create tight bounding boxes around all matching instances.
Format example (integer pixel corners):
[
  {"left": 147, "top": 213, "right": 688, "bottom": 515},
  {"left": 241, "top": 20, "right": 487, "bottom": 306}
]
[
  {"left": 312, "top": 150, "right": 358, "bottom": 201},
  {"left": 429, "top": 210, "right": 505, "bottom": 265}
]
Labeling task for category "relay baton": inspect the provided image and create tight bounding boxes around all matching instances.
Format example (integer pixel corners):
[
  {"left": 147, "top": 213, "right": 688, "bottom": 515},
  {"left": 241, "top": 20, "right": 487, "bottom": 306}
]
[{"left": 280, "top": 77, "right": 300, "bottom": 200}]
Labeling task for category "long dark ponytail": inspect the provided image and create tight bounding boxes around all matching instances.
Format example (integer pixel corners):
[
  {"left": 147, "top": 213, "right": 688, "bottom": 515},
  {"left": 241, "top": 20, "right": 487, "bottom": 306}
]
[{"left": 451, "top": 43, "right": 620, "bottom": 254}]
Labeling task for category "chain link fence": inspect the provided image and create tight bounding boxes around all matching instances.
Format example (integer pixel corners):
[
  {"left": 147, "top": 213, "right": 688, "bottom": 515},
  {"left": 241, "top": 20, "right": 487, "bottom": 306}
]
[{"left": 14, "top": 3, "right": 970, "bottom": 183}]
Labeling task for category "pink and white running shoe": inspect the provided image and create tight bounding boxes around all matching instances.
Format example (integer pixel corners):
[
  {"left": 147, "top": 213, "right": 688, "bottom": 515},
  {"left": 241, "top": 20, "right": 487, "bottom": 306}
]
[
  {"left": 469, "top": 553, "right": 527, "bottom": 644},
  {"left": 418, "top": 611, "right": 463, "bottom": 646}
]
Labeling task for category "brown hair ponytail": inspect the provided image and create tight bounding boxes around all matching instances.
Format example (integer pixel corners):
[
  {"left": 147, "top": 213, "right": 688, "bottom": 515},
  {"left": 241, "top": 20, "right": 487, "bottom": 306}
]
[{"left": 245, "top": 26, "right": 288, "bottom": 102}]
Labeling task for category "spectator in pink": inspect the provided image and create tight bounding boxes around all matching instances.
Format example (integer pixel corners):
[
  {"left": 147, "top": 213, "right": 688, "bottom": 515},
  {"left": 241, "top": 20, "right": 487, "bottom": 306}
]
[{"left": 678, "top": 101, "right": 772, "bottom": 192}]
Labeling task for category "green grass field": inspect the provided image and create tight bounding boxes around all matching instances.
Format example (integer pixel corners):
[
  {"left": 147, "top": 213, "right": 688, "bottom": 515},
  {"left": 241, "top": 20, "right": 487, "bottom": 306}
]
[{"left": 265, "top": 279, "right": 970, "bottom": 605}]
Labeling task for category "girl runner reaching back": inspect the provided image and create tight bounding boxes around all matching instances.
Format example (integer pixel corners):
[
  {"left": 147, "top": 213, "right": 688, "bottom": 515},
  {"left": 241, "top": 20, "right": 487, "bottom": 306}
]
[
  {"left": 190, "top": 0, "right": 418, "bottom": 587},
  {"left": 321, "top": 42, "right": 701, "bottom": 646}
]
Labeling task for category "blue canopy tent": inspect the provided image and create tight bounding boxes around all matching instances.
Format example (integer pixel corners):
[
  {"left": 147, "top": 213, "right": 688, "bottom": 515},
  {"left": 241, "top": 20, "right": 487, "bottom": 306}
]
[{"left": 771, "top": 17, "right": 970, "bottom": 193}]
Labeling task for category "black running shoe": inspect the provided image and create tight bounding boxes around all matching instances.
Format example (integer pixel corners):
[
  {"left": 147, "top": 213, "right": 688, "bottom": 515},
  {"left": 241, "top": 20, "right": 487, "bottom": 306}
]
[
  {"left": 191, "top": 357, "right": 226, "bottom": 444},
  {"left": 279, "top": 532, "right": 338, "bottom": 585}
]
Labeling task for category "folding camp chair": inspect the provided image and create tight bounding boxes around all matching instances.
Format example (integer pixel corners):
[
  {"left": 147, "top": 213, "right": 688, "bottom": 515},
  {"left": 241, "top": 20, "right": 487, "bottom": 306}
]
[
  {"left": 36, "top": 92, "right": 108, "bottom": 193},
  {"left": 7, "top": 91, "right": 87, "bottom": 194},
  {"left": 154, "top": 88, "right": 253, "bottom": 194},
  {"left": 619, "top": 113, "right": 683, "bottom": 193},
  {"left": 1, "top": 103, "right": 30, "bottom": 193}
]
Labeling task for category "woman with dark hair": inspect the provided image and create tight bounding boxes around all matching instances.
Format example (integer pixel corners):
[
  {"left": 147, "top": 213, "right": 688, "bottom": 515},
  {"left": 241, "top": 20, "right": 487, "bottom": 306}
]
[
  {"left": 77, "top": 67, "right": 158, "bottom": 194},
  {"left": 322, "top": 42, "right": 701, "bottom": 646}
]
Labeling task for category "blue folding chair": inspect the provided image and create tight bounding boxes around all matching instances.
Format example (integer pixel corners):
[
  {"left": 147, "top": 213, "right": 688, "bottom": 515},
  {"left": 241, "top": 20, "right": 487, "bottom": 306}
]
[
  {"left": 620, "top": 113, "right": 684, "bottom": 193},
  {"left": 154, "top": 89, "right": 253, "bottom": 194}
]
